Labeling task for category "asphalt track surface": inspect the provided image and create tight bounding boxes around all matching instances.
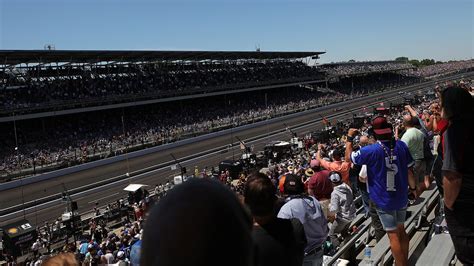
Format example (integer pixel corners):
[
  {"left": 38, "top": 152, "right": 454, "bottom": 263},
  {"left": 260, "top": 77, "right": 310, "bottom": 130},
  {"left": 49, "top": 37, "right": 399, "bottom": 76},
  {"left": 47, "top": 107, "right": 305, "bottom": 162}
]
[{"left": 1, "top": 72, "right": 472, "bottom": 226}]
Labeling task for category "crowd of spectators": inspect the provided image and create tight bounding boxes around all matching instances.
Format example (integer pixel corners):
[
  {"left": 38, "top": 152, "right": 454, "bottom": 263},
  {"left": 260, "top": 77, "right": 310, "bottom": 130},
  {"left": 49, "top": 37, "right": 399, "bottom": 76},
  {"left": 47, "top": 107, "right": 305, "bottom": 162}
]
[
  {"left": 1, "top": 61, "right": 324, "bottom": 111},
  {"left": 406, "top": 60, "right": 474, "bottom": 78},
  {"left": 2, "top": 59, "right": 471, "bottom": 114},
  {"left": 0, "top": 73, "right": 416, "bottom": 178},
  {"left": 21, "top": 219, "right": 144, "bottom": 266},
  {"left": 12, "top": 186, "right": 153, "bottom": 265},
  {"left": 8, "top": 79, "right": 473, "bottom": 265},
  {"left": 319, "top": 61, "right": 414, "bottom": 76},
  {"left": 320, "top": 59, "right": 474, "bottom": 79}
]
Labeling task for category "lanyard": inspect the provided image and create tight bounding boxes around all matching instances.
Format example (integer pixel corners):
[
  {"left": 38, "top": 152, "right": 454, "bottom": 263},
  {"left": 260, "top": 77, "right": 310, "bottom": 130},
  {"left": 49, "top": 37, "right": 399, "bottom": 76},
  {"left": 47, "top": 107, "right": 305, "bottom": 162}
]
[{"left": 377, "top": 141, "right": 394, "bottom": 164}]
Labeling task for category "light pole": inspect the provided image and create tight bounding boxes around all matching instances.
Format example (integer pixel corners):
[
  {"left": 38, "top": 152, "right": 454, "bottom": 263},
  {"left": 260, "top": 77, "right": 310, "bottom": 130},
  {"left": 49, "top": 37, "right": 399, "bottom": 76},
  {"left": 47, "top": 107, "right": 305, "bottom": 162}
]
[
  {"left": 121, "top": 112, "right": 131, "bottom": 180},
  {"left": 265, "top": 93, "right": 271, "bottom": 138},
  {"left": 230, "top": 123, "right": 235, "bottom": 161},
  {"left": 13, "top": 114, "right": 26, "bottom": 219},
  {"left": 61, "top": 183, "right": 77, "bottom": 244}
]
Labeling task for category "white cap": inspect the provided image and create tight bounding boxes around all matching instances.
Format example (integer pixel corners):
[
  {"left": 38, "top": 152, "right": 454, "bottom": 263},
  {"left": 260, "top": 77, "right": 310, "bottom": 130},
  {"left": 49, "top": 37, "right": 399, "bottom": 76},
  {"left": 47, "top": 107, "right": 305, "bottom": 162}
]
[{"left": 329, "top": 172, "right": 342, "bottom": 183}]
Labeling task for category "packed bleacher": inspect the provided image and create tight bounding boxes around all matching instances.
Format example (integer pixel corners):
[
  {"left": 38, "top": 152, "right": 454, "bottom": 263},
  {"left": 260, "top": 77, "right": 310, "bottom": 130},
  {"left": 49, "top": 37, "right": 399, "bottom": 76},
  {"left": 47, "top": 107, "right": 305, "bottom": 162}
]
[
  {"left": 319, "top": 59, "right": 474, "bottom": 79},
  {"left": 319, "top": 61, "right": 414, "bottom": 76},
  {"left": 5, "top": 57, "right": 472, "bottom": 115},
  {"left": 0, "top": 72, "right": 419, "bottom": 180},
  {"left": 407, "top": 59, "right": 474, "bottom": 78},
  {"left": 6, "top": 79, "right": 472, "bottom": 265},
  {"left": 1, "top": 61, "right": 325, "bottom": 112}
]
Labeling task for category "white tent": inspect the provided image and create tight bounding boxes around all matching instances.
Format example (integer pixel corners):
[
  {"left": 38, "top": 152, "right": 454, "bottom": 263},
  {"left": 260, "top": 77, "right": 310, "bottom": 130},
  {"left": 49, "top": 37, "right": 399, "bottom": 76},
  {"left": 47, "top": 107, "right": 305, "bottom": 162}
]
[{"left": 123, "top": 184, "right": 148, "bottom": 192}]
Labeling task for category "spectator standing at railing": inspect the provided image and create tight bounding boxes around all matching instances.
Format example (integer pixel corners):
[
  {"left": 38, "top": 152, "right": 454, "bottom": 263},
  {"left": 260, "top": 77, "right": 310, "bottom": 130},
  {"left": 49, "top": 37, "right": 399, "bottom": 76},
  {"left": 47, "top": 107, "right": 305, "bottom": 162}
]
[
  {"left": 404, "top": 105, "right": 435, "bottom": 193},
  {"left": 439, "top": 85, "right": 474, "bottom": 264},
  {"left": 400, "top": 115, "right": 426, "bottom": 195},
  {"left": 429, "top": 100, "right": 448, "bottom": 195},
  {"left": 356, "top": 135, "right": 386, "bottom": 241},
  {"left": 307, "top": 161, "right": 333, "bottom": 218},
  {"left": 345, "top": 116, "right": 417, "bottom": 266},
  {"left": 316, "top": 145, "right": 351, "bottom": 186},
  {"left": 327, "top": 171, "right": 356, "bottom": 248}
]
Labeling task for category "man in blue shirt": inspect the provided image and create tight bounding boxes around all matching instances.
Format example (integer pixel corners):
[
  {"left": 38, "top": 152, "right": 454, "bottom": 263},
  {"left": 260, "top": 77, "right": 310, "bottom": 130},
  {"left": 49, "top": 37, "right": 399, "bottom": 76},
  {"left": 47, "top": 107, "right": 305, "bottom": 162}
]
[{"left": 345, "top": 116, "right": 416, "bottom": 266}]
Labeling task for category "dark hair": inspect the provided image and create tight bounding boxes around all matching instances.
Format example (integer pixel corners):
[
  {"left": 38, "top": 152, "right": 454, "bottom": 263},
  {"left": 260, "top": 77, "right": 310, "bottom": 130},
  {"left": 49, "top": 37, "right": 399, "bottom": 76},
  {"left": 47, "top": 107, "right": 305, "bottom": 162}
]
[
  {"left": 441, "top": 86, "right": 474, "bottom": 175},
  {"left": 440, "top": 85, "right": 474, "bottom": 122},
  {"left": 403, "top": 115, "right": 417, "bottom": 128},
  {"left": 244, "top": 173, "right": 277, "bottom": 217},
  {"left": 332, "top": 147, "right": 343, "bottom": 159},
  {"left": 283, "top": 174, "right": 305, "bottom": 195},
  {"left": 372, "top": 131, "right": 392, "bottom": 141},
  {"left": 412, "top": 116, "right": 421, "bottom": 127},
  {"left": 141, "top": 179, "right": 254, "bottom": 266}
]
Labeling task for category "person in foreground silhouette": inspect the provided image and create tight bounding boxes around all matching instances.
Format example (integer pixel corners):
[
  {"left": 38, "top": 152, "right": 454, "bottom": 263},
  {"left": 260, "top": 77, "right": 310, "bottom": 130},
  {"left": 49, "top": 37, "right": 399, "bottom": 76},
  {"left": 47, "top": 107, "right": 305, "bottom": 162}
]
[
  {"left": 244, "top": 173, "right": 306, "bottom": 266},
  {"left": 141, "top": 178, "right": 255, "bottom": 266}
]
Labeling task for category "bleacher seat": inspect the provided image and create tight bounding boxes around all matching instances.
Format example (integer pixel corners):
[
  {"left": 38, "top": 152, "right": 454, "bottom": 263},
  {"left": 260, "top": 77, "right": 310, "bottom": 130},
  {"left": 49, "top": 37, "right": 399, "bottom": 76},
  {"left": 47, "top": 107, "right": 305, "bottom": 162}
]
[{"left": 416, "top": 233, "right": 454, "bottom": 265}]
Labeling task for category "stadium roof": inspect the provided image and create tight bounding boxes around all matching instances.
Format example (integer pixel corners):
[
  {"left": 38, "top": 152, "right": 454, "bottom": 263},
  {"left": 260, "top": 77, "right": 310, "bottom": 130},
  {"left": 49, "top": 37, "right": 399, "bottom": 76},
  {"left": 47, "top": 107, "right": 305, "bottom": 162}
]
[{"left": 0, "top": 50, "right": 325, "bottom": 65}]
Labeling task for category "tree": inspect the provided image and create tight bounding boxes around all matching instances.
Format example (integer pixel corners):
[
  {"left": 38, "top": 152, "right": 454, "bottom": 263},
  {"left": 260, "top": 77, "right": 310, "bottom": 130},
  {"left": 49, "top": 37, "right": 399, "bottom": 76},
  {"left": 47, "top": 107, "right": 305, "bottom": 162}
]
[
  {"left": 420, "top": 59, "right": 435, "bottom": 66},
  {"left": 409, "top": 59, "right": 421, "bottom": 67},
  {"left": 395, "top": 57, "right": 409, "bottom": 62}
]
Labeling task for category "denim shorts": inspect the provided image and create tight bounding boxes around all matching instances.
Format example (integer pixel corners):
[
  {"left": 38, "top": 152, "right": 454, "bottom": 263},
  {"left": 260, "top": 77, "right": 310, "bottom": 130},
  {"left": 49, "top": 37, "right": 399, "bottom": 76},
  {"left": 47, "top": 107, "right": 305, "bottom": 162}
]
[{"left": 375, "top": 207, "right": 407, "bottom": 231}]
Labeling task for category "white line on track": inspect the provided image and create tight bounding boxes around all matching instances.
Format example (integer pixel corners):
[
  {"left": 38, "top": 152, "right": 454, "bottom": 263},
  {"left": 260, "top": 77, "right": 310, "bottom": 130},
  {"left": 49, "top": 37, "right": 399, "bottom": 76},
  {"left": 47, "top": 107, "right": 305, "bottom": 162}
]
[{"left": 0, "top": 145, "right": 228, "bottom": 220}]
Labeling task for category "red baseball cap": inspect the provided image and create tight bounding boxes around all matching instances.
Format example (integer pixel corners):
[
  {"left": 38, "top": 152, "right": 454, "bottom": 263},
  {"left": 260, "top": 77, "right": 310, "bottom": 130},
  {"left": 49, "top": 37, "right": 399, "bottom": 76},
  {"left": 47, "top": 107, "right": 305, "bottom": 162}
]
[{"left": 372, "top": 116, "right": 392, "bottom": 135}]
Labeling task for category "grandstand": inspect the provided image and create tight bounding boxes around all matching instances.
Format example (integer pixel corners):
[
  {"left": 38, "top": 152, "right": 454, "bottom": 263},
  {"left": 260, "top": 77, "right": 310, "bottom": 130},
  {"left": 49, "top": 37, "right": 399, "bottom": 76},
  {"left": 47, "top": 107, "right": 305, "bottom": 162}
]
[
  {"left": 1, "top": 50, "right": 426, "bottom": 181},
  {"left": 0, "top": 50, "right": 326, "bottom": 117}
]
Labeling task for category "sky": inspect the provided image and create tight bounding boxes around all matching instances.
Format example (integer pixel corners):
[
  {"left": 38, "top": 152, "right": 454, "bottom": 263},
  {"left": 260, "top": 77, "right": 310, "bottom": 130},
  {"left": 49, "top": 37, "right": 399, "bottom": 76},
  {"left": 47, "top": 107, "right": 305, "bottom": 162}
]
[{"left": 0, "top": 0, "right": 472, "bottom": 63}]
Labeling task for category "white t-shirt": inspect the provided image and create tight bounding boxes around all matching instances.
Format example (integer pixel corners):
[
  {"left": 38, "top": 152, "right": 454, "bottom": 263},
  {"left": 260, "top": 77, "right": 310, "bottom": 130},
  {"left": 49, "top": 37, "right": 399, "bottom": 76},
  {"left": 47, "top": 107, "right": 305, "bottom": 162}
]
[{"left": 103, "top": 252, "right": 115, "bottom": 264}]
